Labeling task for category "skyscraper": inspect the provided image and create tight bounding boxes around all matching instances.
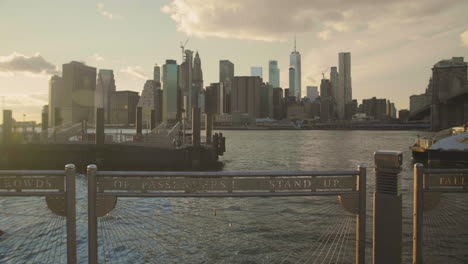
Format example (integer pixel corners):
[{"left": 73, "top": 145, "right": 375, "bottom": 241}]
[
  {"left": 162, "top": 59, "right": 179, "bottom": 122},
  {"left": 179, "top": 50, "right": 193, "bottom": 119},
  {"left": 230, "top": 76, "right": 262, "bottom": 118},
  {"left": 192, "top": 51, "right": 203, "bottom": 109},
  {"left": 337, "top": 52, "right": 352, "bottom": 119},
  {"left": 320, "top": 79, "right": 333, "bottom": 122},
  {"left": 268, "top": 60, "right": 280, "bottom": 88},
  {"left": 48, "top": 75, "right": 63, "bottom": 127},
  {"left": 330, "top": 67, "right": 339, "bottom": 99},
  {"left": 289, "top": 38, "right": 301, "bottom": 100},
  {"left": 250, "top": 67, "right": 263, "bottom": 79},
  {"left": 153, "top": 64, "right": 161, "bottom": 83},
  {"left": 260, "top": 82, "right": 273, "bottom": 118},
  {"left": 62, "top": 61, "right": 96, "bottom": 124},
  {"left": 95, "top": 69, "right": 116, "bottom": 123},
  {"left": 219, "top": 60, "right": 234, "bottom": 83},
  {"left": 137, "top": 80, "right": 162, "bottom": 127},
  {"left": 205, "top": 82, "right": 226, "bottom": 114}
]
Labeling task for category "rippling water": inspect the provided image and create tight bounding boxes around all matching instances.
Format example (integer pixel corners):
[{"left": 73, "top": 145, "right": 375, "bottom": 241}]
[{"left": 2, "top": 130, "right": 468, "bottom": 263}]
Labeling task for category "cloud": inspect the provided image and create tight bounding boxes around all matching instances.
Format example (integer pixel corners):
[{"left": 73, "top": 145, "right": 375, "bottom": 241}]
[
  {"left": 161, "top": 0, "right": 462, "bottom": 41},
  {"left": 461, "top": 30, "right": 468, "bottom": 47},
  {"left": 317, "top": 30, "right": 331, "bottom": 40},
  {"left": 0, "top": 53, "right": 59, "bottom": 76},
  {"left": 90, "top": 53, "right": 104, "bottom": 62},
  {"left": 97, "top": 3, "right": 122, "bottom": 20},
  {"left": 120, "top": 66, "right": 147, "bottom": 80}
]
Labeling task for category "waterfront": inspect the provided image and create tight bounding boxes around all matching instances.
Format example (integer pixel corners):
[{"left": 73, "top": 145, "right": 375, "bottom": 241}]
[
  {"left": 2, "top": 130, "right": 468, "bottom": 263},
  {"left": 218, "top": 129, "right": 464, "bottom": 263}
]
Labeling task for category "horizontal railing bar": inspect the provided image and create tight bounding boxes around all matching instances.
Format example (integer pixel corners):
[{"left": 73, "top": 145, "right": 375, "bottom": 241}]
[
  {"left": 0, "top": 170, "right": 65, "bottom": 176},
  {"left": 96, "top": 171, "right": 359, "bottom": 178},
  {"left": 98, "top": 191, "right": 358, "bottom": 198},
  {"left": 0, "top": 191, "right": 66, "bottom": 196},
  {"left": 424, "top": 188, "right": 468, "bottom": 193},
  {"left": 424, "top": 169, "right": 468, "bottom": 174}
]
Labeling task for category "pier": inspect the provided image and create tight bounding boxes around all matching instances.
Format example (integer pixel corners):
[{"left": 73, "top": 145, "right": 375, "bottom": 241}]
[{"left": 0, "top": 108, "right": 225, "bottom": 171}]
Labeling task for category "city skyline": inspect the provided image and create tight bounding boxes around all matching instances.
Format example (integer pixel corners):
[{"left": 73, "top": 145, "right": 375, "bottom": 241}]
[{"left": 0, "top": 0, "right": 468, "bottom": 121}]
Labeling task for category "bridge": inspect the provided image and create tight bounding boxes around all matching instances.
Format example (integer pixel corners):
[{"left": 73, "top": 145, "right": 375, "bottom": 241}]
[{"left": 409, "top": 57, "right": 468, "bottom": 131}]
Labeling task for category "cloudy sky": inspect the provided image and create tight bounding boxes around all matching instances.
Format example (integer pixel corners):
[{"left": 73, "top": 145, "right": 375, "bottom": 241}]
[{"left": 1, "top": 0, "right": 467, "bottom": 121}]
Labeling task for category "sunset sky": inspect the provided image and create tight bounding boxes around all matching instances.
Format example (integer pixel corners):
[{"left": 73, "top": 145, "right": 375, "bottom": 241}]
[{"left": 1, "top": 0, "right": 467, "bottom": 122}]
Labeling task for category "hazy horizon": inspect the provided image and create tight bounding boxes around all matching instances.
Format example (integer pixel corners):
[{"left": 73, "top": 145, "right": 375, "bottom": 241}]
[{"left": 1, "top": 0, "right": 468, "bottom": 122}]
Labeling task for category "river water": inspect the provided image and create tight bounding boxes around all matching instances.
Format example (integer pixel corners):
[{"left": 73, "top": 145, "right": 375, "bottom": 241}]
[
  {"left": 2, "top": 130, "right": 468, "bottom": 263},
  {"left": 218, "top": 130, "right": 467, "bottom": 263}
]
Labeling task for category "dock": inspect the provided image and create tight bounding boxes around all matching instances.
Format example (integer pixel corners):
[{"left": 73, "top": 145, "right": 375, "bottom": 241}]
[{"left": 0, "top": 108, "right": 225, "bottom": 171}]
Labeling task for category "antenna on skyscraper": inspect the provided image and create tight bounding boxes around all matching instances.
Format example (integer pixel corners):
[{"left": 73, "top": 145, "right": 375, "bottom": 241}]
[
  {"left": 180, "top": 38, "right": 190, "bottom": 61},
  {"left": 321, "top": 67, "right": 329, "bottom": 79},
  {"left": 294, "top": 34, "right": 297, "bottom": 52}
]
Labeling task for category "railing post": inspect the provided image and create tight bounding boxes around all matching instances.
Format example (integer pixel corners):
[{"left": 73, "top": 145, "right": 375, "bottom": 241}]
[
  {"left": 65, "top": 164, "right": 77, "bottom": 264},
  {"left": 373, "top": 151, "right": 403, "bottom": 264},
  {"left": 413, "top": 163, "right": 424, "bottom": 264},
  {"left": 205, "top": 112, "right": 213, "bottom": 144},
  {"left": 95, "top": 108, "right": 105, "bottom": 145},
  {"left": 87, "top": 164, "right": 98, "bottom": 264},
  {"left": 192, "top": 107, "right": 201, "bottom": 147},
  {"left": 356, "top": 164, "right": 367, "bottom": 264},
  {"left": 136, "top": 106, "right": 143, "bottom": 135},
  {"left": 2, "top": 110, "right": 12, "bottom": 144}
]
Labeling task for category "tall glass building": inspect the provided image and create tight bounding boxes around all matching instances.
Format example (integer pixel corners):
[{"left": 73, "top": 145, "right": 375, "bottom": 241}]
[
  {"left": 162, "top": 59, "right": 179, "bottom": 121},
  {"left": 289, "top": 47, "right": 301, "bottom": 100},
  {"left": 268, "top": 60, "right": 280, "bottom": 88}
]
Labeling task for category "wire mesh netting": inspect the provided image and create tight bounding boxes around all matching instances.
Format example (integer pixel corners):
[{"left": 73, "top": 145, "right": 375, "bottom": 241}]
[
  {"left": 0, "top": 197, "right": 67, "bottom": 263},
  {"left": 97, "top": 196, "right": 357, "bottom": 263},
  {"left": 423, "top": 193, "right": 468, "bottom": 263}
]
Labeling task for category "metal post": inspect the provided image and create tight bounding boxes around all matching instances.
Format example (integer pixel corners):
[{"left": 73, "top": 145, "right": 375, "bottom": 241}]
[
  {"left": 192, "top": 107, "right": 201, "bottom": 147},
  {"left": 413, "top": 163, "right": 424, "bottom": 264},
  {"left": 2, "top": 110, "right": 12, "bottom": 144},
  {"left": 65, "top": 164, "right": 77, "bottom": 264},
  {"left": 87, "top": 164, "right": 98, "bottom": 264},
  {"left": 356, "top": 164, "right": 366, "bottom": 264},
  {"left": 136, "top": 107, "right": 142, "bottom": 135},
  {"left": 373, "top": 151, "right": 403, "bottom": 264},
  {"left": 41, "top": 111, "right": 48, "bottom": 142},
  {"left": 96, "top": 108, "right": 105, "bottom": 145},
  {"left": 205, "top": 112, "right": 213, "bottom": 144}
]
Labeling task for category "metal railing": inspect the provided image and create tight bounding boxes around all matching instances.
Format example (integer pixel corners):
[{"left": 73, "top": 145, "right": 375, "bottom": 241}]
[
  {"left": 413, "top": 165, "right": 468, "bottom": 264},
  {"left": 0, "top": 165, "right": 77, "bottom": 263},
  {"left": 87, "top": 165, "right": 367, "bottom": 264}
]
